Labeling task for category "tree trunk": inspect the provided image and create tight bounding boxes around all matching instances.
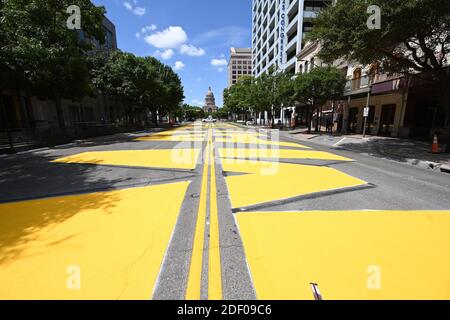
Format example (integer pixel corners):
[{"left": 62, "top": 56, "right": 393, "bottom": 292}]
[
  {"left": 270, "top": 108, "right": 275, "bottom": 129},
  {"left": 54, "top": 95, "right": 65, "bottom": 128},
  {"left": 315, "top": 106, "right": 320, "bottom": 132},
  {"left": 79, "top": 99, "right": 85, "bottom": 123},
  {"left": 127, "top": 105, "right": 133, "bottom": 126},
  {"left": 307, "top": 104, "right": 313, "bottom": 134},
  {"left": 151, "top": 110, "right": 157, "bottom": 125}
]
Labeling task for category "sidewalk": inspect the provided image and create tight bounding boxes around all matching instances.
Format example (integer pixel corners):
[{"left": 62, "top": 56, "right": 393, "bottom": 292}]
[
  {"left": 0, "top": 124, "right": 178, "bottom": 155},
  {"left": 283, "top": 130, "right": 450, "bottom": 174}
]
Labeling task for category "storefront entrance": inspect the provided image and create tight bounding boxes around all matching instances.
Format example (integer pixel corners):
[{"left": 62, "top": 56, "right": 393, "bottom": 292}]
[
  {"left": 347, "top": 107, "right": 359, "bottom": 133},
  {"left": 365, "top": 105, "right": 376, "bottom": 135},
  {"left": 379, "top": 104, "right": 396, "bottom": 136}
]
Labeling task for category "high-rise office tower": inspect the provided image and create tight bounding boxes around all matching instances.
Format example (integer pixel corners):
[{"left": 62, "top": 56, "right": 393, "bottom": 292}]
[
  {"left": 227, "top": 47, "right": 253, "bottom": 87},
  {"left": 252, "top": 0, "right": 331, "bottom": 77}
]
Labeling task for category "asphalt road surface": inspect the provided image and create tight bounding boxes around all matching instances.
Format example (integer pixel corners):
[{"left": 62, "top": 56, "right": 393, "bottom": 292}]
[{"left": 0, "top": 122, "right": 449, "bottom": 300}]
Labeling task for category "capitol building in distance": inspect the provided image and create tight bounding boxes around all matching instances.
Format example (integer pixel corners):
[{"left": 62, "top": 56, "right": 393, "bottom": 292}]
[{"left": 203, "top": 87, "right": 218, "bottom": 113}]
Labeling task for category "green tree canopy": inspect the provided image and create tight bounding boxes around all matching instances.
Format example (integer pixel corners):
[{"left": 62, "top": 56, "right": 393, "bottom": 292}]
[
  {"left": 223, "top": 67, "right": 344, "bottom": 130},
  {"left": 1, "top": 0, "right": 106, "bottom": 127},
  {"left": 293, "top": 66, "right": 346, "bottom": 132},
  {"left": 182, "top": 105, "right": 205, "bottom": 121},
  {"left": 91, "top": 51, "right": 184, "bottom": 125},
  {"left": 310, "top": 0, "right": 450, "bottom": 123},
  {"left": 223, "top": 76, "right": 256, "bottom": 117}
]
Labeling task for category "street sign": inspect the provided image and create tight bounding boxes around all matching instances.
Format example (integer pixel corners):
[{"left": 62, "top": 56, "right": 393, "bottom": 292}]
[{"left": 363, "top": 107, "right": 370, "bottom": 117}]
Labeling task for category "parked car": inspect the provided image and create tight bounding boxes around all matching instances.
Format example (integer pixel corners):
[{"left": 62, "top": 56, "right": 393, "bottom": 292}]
[{"left": 202, "top": 116, "right": 216, "bottom": 123}]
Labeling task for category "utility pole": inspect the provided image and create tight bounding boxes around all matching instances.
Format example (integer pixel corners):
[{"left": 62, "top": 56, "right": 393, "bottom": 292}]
[
  {"left": 330, "top": 100, "right": 335, "bottom": 134},
  {"left": 363, "top": 86, "right": 371, "bottom": 138}
]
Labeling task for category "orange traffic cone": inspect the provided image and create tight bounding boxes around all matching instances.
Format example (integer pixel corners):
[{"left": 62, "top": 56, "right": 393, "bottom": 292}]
[{"left": 432, "top": 134, "right": 440, "bottom": 154}]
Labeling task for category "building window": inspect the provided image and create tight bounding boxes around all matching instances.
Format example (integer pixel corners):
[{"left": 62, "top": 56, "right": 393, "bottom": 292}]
[
  {"left": 368, "top": 62, "right": 380, "bottom": 83},
  {"left": 353, "top": 68, "right": 362, "bottom": 90}
]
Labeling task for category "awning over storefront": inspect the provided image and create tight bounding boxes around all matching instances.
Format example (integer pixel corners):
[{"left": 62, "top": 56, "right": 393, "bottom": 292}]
[{"left": 371, "top": 78, "right": 403, "bottom": 94}]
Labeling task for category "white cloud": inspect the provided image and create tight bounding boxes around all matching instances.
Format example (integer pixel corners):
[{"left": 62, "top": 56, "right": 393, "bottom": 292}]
[
  {"left": 211, "top": 58, "right": 227, "bottom": 67},
  {"left": 218, "top": 68, "right": 224, "bottom": 72},
  {"left": 174, "top": 61, "right": 185, "bottom": 70},
  {"left": 180, "top": 44, "right": 205, "bottom": 57},
  {"left": 155, "top": 49, "right": 175, "bottom": 60},
  {"left": 145, "top": 26, "right": 188, "bottom": 49},
  {"left": 124, "top": 2, "right": 132, "bottom": 10},
  {"left": 124, "top": 1, "right": 146, "bottom": 16},
  {"left": 133, "top": 7, "right": 146, "bottom": 16},
  {"left": 142, "top": 24, "right": 157, "bottom": 33},
  {"left": 196, "top": 78, "right": 202, "bottom": 82},
  {"left": 136, "top": 24, "right": 157, "bottom": 41}
]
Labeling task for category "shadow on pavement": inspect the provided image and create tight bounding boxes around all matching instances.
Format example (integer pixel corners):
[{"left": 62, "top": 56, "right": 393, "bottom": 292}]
[
  {"left": 0, "top": 152, "right": 133, "bottom": 202},
  {"left": 0, "top": 152, "right": 126, "bottom": 265},
  {"left": 0, "top": 187, "right": 121, "bottom": 265},
  {"left": 337, "top": 138, "right": 449, "bottom": 167}
]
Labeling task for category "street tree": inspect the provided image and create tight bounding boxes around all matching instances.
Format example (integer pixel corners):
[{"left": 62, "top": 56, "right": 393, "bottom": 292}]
[
  {"left": 223, "top": 76, "right": 256, "bottom": 120},
  {"left": 253, "top": 70, "right": 295, "bottom": 127},
  {"left": 159, "top": 63, "right": 184, "bottom": 121},
  {"left": 310, "top": 0, "right": 450, "bottom": 129},
  {"left": 293, "top": 66, "right": 346, "bottom": 133},
  {"left": 91, "top": 52, "right": 184, "bottom": 126},
  {"left": 91, "top": 51, "right": 143, "bottom": 125},
  {"left": 213, "top": 107, "right": 230, "bottom": 120},
  {"left": 183, "top": 105, "right": 205, "bottom": 121},
  {"left": 1, "top": 0, "right": 106, "bottom": 127}
]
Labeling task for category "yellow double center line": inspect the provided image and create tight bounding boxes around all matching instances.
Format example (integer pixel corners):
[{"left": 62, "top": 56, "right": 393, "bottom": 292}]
[{"left": 186, "top": 126, "right": 223, "bottom": 300}]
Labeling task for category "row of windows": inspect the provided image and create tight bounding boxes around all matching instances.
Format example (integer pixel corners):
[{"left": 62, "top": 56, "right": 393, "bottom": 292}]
[
  {"left": 231, "top": 65, "right": 252, "bottom": 70},
  {"left": 231, "top": 60, "right": 252, "bottom": 65},
  {"left": 232, "top": 70, "right": 251, "bottom": 75},
  {"left": 232, "top": 63, "right": 253, "bottom": 67}
]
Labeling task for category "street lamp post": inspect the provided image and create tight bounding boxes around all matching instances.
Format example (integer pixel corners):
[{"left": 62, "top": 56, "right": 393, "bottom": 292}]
[{"left": 363, "top": 85, "right": 373, "bottom": 138}]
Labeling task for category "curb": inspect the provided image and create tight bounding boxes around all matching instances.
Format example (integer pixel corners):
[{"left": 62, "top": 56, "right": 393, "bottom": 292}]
[
  {"left": 441, "top": 164, "right": 450, "bottom": 174},
  {"left": 283, "top": 131, "right": 450, "bottom": 174},
  {"left": 1, "top": 127, "right": 171, "bottom": 155},
  {"left": 17, "top": 147, "right": 50, "bottom": 155}
]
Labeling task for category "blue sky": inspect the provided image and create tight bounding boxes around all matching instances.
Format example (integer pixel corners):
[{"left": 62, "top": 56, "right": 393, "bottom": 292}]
[{"left": 91, "top": 0, "right": 252, "bottom": 107}]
